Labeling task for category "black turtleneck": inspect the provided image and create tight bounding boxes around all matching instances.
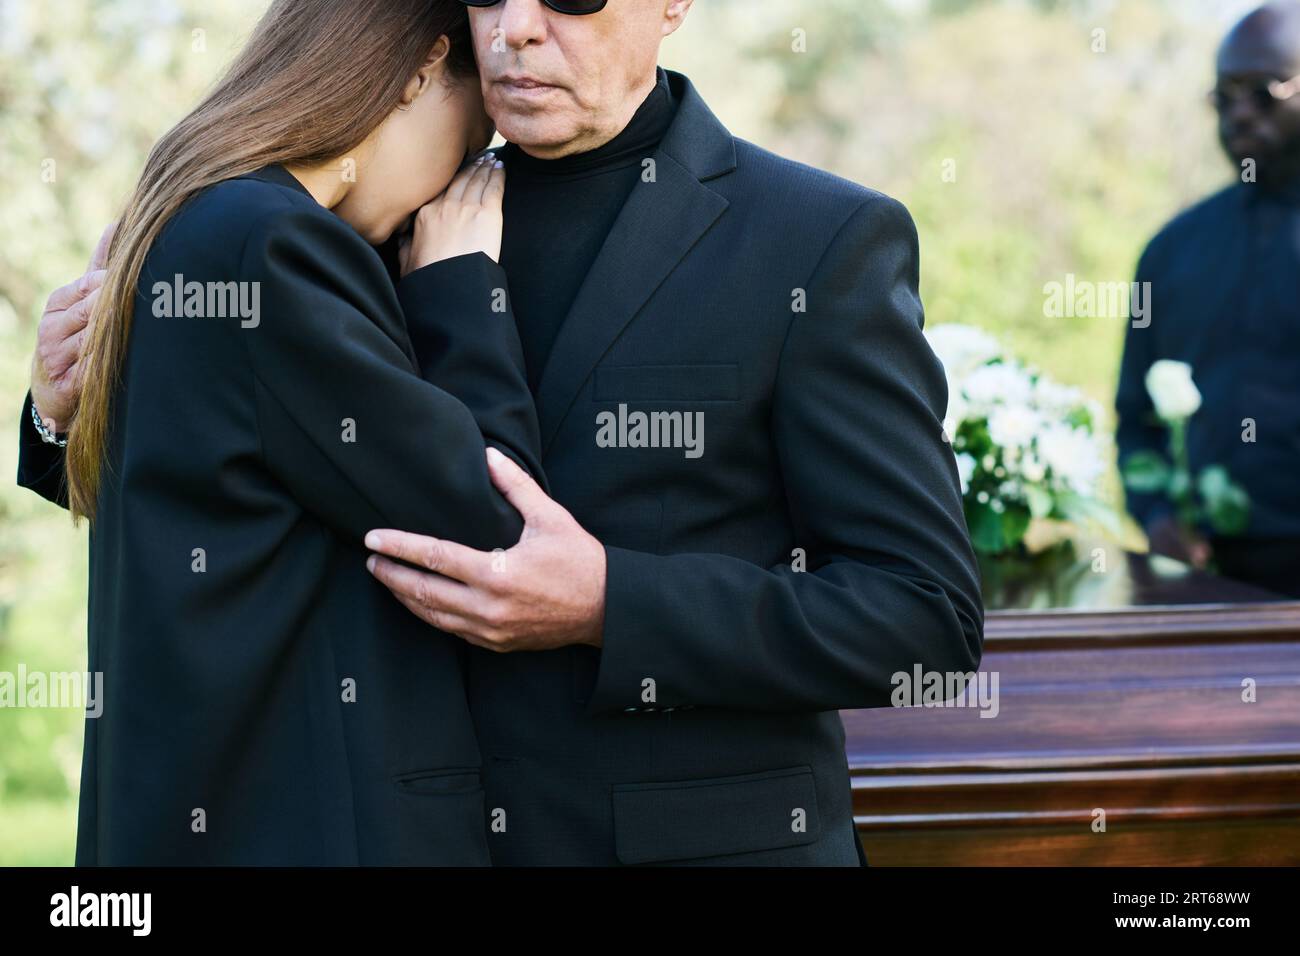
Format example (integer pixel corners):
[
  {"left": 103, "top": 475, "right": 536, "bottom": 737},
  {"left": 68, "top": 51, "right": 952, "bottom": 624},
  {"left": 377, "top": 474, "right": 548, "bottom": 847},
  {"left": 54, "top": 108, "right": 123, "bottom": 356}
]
[{"left": 498, "top": 68, "right": 677, "bottom": 390}]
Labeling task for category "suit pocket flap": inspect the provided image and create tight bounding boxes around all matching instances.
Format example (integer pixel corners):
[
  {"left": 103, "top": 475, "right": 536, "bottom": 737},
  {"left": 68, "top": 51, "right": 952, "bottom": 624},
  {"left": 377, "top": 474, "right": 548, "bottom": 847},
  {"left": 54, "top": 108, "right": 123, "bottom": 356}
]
[
  {"left": 593, "top": 364, "right": 740, "bottom": 402},
  {"left": 393, "top": 767, "right": 482, "bottom": 795},
  {"left": 611, "top": 766, "right": 820, "bottom": 864}
]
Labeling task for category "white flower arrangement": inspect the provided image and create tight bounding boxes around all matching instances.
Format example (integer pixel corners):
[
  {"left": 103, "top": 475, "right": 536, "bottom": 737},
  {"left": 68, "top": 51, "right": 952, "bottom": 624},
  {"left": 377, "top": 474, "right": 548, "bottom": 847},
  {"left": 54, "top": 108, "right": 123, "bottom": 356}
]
[{"left": 925, "top": 323, "right": 1117, "bottom": 555}]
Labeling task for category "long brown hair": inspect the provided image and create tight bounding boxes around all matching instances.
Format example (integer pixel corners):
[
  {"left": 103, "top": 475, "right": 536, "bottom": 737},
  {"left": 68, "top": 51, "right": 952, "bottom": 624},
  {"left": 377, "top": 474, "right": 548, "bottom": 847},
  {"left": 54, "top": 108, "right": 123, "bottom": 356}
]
[{"left": 66, "top": 0, "right": 478, "bottom": 521}]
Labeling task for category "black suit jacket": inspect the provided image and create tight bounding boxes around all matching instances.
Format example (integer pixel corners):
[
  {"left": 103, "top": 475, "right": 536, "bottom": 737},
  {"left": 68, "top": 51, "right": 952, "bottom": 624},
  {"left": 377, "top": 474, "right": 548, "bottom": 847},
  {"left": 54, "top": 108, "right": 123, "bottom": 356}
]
[
  {"left": 462, "top": 72, "right": 984, "bottom": 865},
  {"left": 17, "top": 166, "right": 543, "bottom": 864}
]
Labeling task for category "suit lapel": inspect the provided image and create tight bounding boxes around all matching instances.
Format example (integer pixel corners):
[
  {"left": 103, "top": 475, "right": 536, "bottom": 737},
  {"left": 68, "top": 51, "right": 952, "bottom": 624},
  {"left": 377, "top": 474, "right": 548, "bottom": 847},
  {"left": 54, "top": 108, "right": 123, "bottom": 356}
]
[{"left": 533, "top": 72, "right": 737, "bottom": 455}]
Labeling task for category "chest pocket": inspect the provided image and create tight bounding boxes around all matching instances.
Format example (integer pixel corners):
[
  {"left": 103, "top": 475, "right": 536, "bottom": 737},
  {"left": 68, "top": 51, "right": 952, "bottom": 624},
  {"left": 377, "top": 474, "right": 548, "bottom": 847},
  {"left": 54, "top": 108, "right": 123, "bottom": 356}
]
[{"left": 593, "top": 364, "right": 740, "bottom": 403}]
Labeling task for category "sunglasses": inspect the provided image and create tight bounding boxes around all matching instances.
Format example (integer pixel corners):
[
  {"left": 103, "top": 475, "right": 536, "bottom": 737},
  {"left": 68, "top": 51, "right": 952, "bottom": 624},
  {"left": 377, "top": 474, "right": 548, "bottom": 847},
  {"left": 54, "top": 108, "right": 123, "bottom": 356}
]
[
  {"left": 1208, "top": 73, "right": 1300, "bottom": 112},
  {"left": 459, "top": 0, "right": 608, "bottom": 15}
]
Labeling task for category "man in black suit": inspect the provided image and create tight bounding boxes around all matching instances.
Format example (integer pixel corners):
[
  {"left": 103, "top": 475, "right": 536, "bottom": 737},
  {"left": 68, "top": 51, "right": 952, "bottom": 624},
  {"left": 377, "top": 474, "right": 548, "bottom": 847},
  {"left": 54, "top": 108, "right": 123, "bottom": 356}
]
[
  {"left": 363, "top": 0, "right": 984, "bottom": 866},
  {"left": 24, "top": 0, "right": 982, "bottom": 865}
]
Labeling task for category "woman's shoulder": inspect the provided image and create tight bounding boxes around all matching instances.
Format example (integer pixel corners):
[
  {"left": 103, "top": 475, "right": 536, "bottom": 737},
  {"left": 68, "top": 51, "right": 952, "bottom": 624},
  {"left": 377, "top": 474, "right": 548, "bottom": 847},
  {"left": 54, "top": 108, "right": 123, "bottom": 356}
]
[
  {"left": 156, "top": 167, "right": 380, "bottom": 281},
  {"left": 175, "top": 169, "right": 342, "bottom": 245}
]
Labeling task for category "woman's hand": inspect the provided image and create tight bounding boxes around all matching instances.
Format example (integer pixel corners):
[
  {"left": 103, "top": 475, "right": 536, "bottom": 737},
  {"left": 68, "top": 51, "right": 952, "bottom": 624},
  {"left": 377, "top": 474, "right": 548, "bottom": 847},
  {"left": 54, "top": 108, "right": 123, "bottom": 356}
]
[{"left": 400, "top": 153, "right": 505, "bottom": 276}]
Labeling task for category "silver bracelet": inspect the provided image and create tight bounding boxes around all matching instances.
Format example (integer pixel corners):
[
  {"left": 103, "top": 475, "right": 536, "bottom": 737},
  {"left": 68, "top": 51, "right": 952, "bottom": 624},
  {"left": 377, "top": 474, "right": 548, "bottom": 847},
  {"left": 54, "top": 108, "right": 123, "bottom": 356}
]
[{"left": 30, "top": 399, "right": 68, "bottom": 447}]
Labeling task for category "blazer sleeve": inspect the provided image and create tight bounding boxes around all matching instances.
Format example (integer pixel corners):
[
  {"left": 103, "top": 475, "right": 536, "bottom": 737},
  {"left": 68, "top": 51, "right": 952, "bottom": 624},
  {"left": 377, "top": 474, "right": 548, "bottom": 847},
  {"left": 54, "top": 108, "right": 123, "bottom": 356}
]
[
  {"left": 588, "top": 196, "right": 985, "bottom": 715},
  {"left": 239, "top": 205, "right": 538, "bottom": 551},
  {"left": 16, "top": 391, "right": 69, "bottom": 508},
  {"left": 13, "top": 218, "right": 545, "bottom": 527},
  {"left": 1115, "top": 245, "right": 1174, "bottom": 531},
  {"left": 400, "top": 255, "right": 547, "bottom": 491}
]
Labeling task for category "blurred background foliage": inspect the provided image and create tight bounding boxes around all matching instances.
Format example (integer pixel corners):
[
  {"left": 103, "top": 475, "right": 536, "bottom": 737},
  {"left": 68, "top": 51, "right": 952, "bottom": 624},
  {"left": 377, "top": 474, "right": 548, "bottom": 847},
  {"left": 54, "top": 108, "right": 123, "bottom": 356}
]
[{"left": 0, "top": 0, "right": 1255, "bottom": 863}]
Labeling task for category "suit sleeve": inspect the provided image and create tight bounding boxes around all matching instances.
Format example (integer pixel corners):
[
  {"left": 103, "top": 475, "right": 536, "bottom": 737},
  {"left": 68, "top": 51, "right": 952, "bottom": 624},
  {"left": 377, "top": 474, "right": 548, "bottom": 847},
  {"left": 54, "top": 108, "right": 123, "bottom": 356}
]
[
  {"left": 239, "top": 206, "right": 538, "bottom": 551},
  {"left": 400, "top": 257, "right": 546, "bottom": 491},
  {"left": 588, "top": 196, "right": 985, "bottom": 715},
  {"left": 16, "top": 392, "right": 68, "bottom": 508},
  {"left": 1115, "top": 245, "right": 1174, "bottom": 532}
]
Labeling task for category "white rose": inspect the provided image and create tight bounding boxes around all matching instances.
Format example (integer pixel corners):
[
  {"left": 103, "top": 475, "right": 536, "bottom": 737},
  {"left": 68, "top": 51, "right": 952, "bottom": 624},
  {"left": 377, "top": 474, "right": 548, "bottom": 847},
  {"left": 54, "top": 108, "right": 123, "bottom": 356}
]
[
  {"left": 925, "top": 324, "right": 1003, "bottom": 376},
  {"left": 988, "top": 405, "right": 1040, "bottom": 451},
  {"left": 1032, "top": 377, "right": 1085, "bottom": 416},
  {"left": 1145, "top": 360, "right": 1202, "bottom": 421},
  {"left": 962, "top": 362, "right": 1033, "bottom": 410},
  {"left": 1020, "top": 451, "right": 1046, "bottom": 483},
  {"left": 1037, "top": 424, "right": 1104, "bottom": 495}
]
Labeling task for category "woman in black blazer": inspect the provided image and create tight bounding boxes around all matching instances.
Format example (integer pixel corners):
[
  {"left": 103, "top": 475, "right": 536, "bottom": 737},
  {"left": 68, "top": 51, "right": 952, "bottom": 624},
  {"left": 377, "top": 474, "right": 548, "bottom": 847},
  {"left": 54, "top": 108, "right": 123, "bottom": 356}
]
[{"left": 22, "top": 0, "right": 541, "bottom": 864}]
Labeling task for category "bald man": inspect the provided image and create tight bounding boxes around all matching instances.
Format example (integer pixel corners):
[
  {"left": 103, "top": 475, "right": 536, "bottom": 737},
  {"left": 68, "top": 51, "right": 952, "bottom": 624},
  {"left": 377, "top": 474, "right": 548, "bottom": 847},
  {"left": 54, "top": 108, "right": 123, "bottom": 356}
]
[{"left": 1117, "top": 1, "right": 1300, "bottom": 598}]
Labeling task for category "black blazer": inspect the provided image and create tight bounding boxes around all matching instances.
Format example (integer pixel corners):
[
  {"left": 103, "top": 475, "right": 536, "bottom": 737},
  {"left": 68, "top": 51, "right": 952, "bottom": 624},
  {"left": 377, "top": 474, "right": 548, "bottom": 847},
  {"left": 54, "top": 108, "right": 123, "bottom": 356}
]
[
  {"left": 17, "top": 166, "right": 543, "bottom": 864},
  {"left": 461, "top": 72, "right": 984, "bottom": 865}
]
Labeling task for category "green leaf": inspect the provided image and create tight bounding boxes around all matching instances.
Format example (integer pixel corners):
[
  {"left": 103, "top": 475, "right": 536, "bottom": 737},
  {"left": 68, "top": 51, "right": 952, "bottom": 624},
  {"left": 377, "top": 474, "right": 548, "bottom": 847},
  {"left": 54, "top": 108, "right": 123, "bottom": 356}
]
[
  {"left": 966, "top": 501, "right": 1030, "bottom": 554},
  {"left": 1197, "top": 465, "right": 1230, "bottom": 501},
  {"left": 1057, "top": 490, "right": 1126, "bottom": 536},
  {"left": 1199, "top": 467, "right": 1251, "bottom": 536},
  {"left": 1065, "top": 406, "right": 1093, "bottom": 430},
  {"left": 967, "top": 501, "right": 1005, "bottom": 553},
  {"left": 1025, "top": 485, "right": 1054, "bottom": 519},
  {"left": 1120, "top": 451, "right": 1170, "bottom": 493},
  {"left": 1000, "top": 505, "right": 1032, "bottom": 548},
  {"left": 1168, "top": 469, "right": 1192, "bottom": 503}
]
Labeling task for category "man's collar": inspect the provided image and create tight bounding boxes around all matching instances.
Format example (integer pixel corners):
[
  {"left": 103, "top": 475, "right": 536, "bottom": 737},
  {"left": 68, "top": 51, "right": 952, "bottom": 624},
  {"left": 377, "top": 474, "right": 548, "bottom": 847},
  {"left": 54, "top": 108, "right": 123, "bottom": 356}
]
[
  {"left": 656, "top": 69, "right": 737, "bottom": 183},
  {"left": 1241, "top": 166, "right": 1300, "bottom": 205},
  {"left": 1266, "top": 176, "right": 1300, "bottom": 204}
]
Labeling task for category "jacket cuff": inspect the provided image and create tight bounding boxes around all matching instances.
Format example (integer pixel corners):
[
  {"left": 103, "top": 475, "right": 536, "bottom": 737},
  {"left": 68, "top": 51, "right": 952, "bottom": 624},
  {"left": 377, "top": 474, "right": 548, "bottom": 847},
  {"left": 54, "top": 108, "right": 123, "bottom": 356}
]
[
  {"left": 17, "top": 392, "right": 68, "bottom": 507},
  {"left": 396, "top": 252, "right": 507, "bottom": 349},
  {"left": 587, "top": 546, "right": 694, "bottom": 717}
]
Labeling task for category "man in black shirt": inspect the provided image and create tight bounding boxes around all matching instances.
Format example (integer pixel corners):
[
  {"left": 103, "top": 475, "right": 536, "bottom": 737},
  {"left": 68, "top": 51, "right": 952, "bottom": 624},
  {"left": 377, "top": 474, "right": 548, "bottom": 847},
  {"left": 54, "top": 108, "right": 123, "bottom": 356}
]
[{"left": 1118, "top": 1, "right": 1300, "bottom": 598}]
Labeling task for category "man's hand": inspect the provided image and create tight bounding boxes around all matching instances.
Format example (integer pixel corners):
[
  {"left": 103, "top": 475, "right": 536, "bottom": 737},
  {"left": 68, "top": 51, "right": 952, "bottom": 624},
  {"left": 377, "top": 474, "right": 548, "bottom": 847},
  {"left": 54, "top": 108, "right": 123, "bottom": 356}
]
[
  {"left": 1147, "top": 513, "right": 1212, "bottom": 570},
  {"left": 365, "top": 447, "right": 607, "bottom": 652},
  {"left": 30, "top": 223, "right": 116, "bottom": 432}
]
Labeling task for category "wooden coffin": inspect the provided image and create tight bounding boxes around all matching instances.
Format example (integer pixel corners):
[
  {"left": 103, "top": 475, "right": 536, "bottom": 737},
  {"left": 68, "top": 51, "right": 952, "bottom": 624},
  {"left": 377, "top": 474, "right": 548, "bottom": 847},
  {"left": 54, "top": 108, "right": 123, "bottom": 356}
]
[{"left": 846, "top": 551, "right": 1300, "bottom": 865}]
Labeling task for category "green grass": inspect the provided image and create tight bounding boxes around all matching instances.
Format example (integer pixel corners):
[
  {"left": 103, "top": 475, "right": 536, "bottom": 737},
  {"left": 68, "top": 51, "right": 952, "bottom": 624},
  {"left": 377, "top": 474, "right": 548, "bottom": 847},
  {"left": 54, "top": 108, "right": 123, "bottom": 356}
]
[{"left": 0, "top": 799, "right": 77, "bottom": 866}]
